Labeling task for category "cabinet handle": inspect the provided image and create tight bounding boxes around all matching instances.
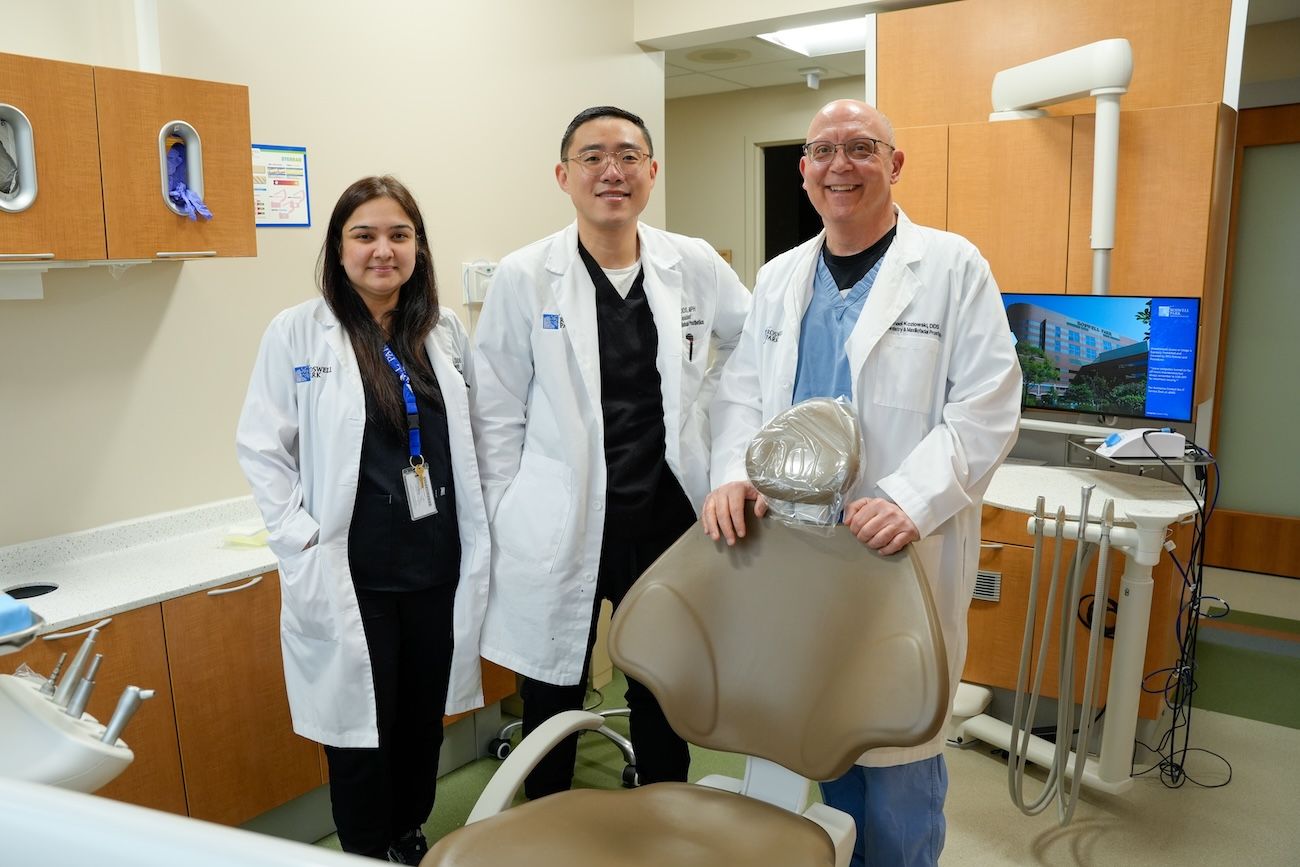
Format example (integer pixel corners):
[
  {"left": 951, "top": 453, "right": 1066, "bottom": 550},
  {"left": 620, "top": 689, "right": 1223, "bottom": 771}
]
[
  {"left": 0, "top": 253, "right": 55, "bottom": 260},
  {"left": 207, "top": 575, "right": 263, "bottom": 596},
  {"left": 42, "top": 617, "right": 113, "bottom": 641},
  {"left": 979, "top": 542, "right": 1004, "bottom": 551},
  {"left": 155, "top": 250, "right": 217, "bottom": 258}
]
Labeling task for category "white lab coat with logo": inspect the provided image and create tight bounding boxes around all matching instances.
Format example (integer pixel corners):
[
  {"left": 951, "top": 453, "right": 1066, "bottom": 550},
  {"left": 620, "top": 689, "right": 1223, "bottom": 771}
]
[
  {"left": 471, "top": 222, "right": 752, "bottom": 685},
  {"left": 236, "top": 299, "right": 490, "bottom": 748},
  {"left": 711, "top": 209, "right": 1021, "bottom": 766}
]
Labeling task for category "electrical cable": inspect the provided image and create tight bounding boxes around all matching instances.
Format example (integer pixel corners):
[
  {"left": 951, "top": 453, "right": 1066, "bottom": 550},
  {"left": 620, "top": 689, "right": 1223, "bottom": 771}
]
[{"left": 1131, "top": 432, "right": 1230, "bottom": 789}]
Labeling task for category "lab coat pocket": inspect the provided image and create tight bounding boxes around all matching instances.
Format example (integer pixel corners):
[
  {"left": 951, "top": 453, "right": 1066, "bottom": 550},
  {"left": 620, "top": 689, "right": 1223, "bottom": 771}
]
[
  {"left": 276, "top": 543, "right": 339, "bottom": 641},
  {"left": 873, "top": 334, "right": 940, "bottom": 413},
  {"left": 493, "top": 452, "right": 574, "bottom": 573}
]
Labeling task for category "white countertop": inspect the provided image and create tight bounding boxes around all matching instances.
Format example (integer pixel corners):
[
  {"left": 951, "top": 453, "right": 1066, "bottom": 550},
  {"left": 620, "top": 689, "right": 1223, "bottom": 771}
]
[
  {"left": 986, "top": 465, "right": 1199, "bottom": 526},
  {"left": 0, "top": 498, "right": 277, "bottom": 633}
]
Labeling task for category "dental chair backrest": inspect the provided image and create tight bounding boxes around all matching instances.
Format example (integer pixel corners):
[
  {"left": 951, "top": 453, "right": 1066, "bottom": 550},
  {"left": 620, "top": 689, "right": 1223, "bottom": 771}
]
[{"left": 609, "top": 503, "right": 949, "bottom": 782}]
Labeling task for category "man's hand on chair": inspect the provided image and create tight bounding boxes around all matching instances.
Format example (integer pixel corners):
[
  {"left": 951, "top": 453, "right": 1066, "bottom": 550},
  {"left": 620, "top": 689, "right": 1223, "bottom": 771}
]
[
  {"left": 703, "top": 481, "right": 767, "bottom": 546},
  {"left": 844, "top": 497, "right": 919, "bottom": 555}
]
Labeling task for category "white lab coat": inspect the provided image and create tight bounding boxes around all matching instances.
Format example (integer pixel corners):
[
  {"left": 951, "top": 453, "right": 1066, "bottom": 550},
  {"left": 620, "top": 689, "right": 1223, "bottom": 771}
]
[
  {"left": 235, "top": 299, "right": 490, "bottom": 748},
  {"left": 471, "top": 222, "right": 752, "bottom": 685},
  {"left": 711, "top": 209, "right": 1022, "bottom": 766}
]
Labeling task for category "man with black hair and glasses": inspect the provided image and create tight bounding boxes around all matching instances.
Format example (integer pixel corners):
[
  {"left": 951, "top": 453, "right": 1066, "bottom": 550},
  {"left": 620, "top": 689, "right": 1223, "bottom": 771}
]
[
  {"left": 704, "top": 99, "right": 1021, "bottom": 867},
  {"left": 470, "top": 105, "right": 751, "bottom": 799}
]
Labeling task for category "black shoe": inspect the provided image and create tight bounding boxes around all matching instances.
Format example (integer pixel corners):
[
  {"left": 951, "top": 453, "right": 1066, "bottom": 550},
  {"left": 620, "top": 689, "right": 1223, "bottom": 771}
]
[{"left": 386, "top": 828, "right": 429, "bottom": 865}]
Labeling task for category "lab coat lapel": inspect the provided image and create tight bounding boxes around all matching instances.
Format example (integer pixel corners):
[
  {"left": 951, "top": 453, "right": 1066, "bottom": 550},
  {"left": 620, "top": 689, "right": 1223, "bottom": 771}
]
[
  {"left": 315, "top": 301, "right": 360, "bottom": 390},
  {"left": 846, "top": 212, "right": 923, "bottom": 385},
  {"left": 639, "top": 227, "right": 683, "bottom": 432},
  {"left": 545, "top": 223, "right": 601, "bottom": 408}
]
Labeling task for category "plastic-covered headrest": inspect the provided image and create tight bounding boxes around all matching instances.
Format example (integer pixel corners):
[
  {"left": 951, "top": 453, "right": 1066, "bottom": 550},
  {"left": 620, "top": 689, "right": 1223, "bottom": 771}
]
[{"left": 745, "top": 398, "right": 861, "bottom": 506}]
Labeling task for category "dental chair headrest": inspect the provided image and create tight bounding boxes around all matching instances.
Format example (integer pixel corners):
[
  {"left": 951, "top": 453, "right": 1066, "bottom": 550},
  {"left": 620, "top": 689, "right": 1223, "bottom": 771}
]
[{"left": 745, "top": 398, "right": 862, "bottom": 505}]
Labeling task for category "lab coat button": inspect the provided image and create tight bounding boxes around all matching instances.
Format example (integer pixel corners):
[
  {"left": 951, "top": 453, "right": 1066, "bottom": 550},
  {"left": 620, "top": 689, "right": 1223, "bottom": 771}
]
[
  {"left": 593, "top": 502, "right": 603, "bottom": 511},
  {"left": 585, "top": 574, "right": 595, "bottom": 583}
]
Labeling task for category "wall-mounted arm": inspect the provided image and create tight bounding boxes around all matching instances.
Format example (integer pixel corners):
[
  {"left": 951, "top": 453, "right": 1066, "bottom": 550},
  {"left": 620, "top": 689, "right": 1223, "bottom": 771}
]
[{"left": 990, "top": 39, "right": 1133, "bottom": 295}]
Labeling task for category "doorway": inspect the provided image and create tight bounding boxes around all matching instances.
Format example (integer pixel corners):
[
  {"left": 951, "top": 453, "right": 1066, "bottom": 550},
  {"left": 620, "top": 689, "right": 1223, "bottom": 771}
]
[{"left": 762, "top": 143, "right": 822, "bottom": 262}]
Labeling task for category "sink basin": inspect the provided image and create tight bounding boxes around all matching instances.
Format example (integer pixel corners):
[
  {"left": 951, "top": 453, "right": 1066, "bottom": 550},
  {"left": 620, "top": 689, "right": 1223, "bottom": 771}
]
[{"left": 4, "top": 583, "right": 57, "bottom": 599}]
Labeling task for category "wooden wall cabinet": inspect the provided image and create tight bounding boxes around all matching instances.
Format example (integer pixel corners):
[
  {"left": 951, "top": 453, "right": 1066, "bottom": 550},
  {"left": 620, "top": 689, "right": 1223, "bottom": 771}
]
[
  {"left": 947, "top": 117, "right": 1074, "bottom": 294},
  {"left": 0, "top": 52, "right": 107, "bottom": 260},
  {"left": 966, "top": 506, "right": 1189, "bottom": 720},
  {"left": 4, "top": 605, "right": 187, "bottom": 814},
  {"left": 0, "top": 52, "right": 254, "bottom": 265},
  {"left": 161, "top": 572, "right": 322, "bottom": 826},
  {"left": 892, "top": 123, "right": 949, "bottom": 232},
  {"left": 94, "top": 67, "right": 256, "bottom": 260}
]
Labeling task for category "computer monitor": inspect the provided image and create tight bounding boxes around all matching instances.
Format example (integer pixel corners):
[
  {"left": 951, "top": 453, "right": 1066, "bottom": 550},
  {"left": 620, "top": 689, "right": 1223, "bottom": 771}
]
[{"left": 1002, "top": 293, "right": 1201, "bottom": 423}]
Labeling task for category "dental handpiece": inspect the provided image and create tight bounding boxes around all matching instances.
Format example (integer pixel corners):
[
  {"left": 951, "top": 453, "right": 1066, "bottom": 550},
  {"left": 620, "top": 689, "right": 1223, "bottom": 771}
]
[
  {"left": 65, "top": 653, "right": 103, "bottom": 719},
  {"left": 53, "top": 627, "right": 100, "bottom": 707},
  {"left": 39, "top": 652, "right": 68, "bottom": 697},
  {"left": 100, "top": 685, "right": 155, "bottom": 745}
]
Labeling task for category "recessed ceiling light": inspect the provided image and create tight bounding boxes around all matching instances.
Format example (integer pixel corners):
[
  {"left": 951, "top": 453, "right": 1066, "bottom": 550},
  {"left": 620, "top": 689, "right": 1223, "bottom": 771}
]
[{"left": 758, "top": 18, "right": 868, "bottom": 57}]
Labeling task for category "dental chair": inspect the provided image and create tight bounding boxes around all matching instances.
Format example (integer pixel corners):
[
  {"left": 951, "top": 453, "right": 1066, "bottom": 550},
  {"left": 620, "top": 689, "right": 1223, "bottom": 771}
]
[{"left": 424, "top": 399, "right": 949, "bottom": 867}]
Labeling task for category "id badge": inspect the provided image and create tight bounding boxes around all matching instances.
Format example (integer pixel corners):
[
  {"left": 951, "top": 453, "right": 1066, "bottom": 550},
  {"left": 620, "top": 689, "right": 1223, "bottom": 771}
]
[{"left": 402, "top": 466, "right": 438, "bottom": 521}]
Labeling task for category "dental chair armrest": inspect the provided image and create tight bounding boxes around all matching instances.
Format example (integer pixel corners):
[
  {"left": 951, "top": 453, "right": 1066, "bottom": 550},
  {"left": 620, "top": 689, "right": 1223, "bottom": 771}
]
[{"left": 465, "top": 710, "right": 605, "bottom": 824}]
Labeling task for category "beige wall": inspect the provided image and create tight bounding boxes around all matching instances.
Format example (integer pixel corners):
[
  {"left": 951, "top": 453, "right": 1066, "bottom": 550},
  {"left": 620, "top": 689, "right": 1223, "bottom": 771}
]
[
  {"left": 664, "top": 77, "right": 864, "bottom": 285},
  {"left": 0, "top": 0, "right": 664, "bottom": 546}
]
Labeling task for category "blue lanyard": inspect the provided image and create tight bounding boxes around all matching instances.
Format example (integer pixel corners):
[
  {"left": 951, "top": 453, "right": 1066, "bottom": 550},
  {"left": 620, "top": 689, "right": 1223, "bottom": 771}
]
[{"left": 381, "top": 344, "right": 422, "bottom": 464}]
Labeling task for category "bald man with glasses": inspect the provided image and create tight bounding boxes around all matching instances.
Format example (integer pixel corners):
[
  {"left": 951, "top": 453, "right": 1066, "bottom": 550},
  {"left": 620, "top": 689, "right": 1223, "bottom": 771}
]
[
  {"left": 705, "top": 99, "right": 1021, "bottom": 867},
  {"left": 470, "top": 105, "right": 751, "bottom": 799}
]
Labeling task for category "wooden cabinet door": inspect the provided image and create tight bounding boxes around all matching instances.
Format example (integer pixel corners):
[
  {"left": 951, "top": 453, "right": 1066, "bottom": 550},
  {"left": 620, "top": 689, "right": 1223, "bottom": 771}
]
[
  {"left": 4, "top": 605, "right": 186, "bottom": 814},
  {"left": 948, "top": 116, "right": 1074, "bottom": 294},
  {"left": 93, "top": 67, "right": 256, "bottom": 260},
  {"left": 893, "top": 124, "right": 949, "bottom": 232},
  {"left": 1067, "top": 103, "right": 1225, "bottom": 297},
  {"left": 162, "top": 572, "right": 322, "bottom": 825},
  {"left": 0, "top": 52, "right": 106, "bottom": 260}
]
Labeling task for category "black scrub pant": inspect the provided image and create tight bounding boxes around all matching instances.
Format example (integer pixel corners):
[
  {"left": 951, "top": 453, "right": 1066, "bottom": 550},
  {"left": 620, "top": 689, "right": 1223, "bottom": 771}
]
[
  {"left": 520, "top": 508, "right": 695, "bottom": 800},
  {"left": 323, "top": 583, "right": 456, "bottom": 860}
]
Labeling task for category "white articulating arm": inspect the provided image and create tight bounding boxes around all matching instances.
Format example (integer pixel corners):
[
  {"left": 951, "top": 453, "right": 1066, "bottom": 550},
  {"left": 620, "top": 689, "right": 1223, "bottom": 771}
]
[{"left": 990, "top": 38, "right": 1133, "bottom": 295}]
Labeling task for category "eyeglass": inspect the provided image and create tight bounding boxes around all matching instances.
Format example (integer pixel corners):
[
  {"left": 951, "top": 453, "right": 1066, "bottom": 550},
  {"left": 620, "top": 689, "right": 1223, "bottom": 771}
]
[
  {"left": 563, "top": 148, "right": 652, "bottom": 175},
  {"left": 802, "top": 138, "right": 894, "bottom": 164}
]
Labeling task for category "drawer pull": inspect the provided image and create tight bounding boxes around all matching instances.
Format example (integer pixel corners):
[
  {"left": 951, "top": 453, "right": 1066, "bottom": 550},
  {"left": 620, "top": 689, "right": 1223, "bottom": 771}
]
[
  {"left": 155, "top": 250, "right": 217, "bottom": 258},
  {"left": 979, "top": 542, "right": 1004, "bottom": 551},
  {"left": 42, "top": 617, "right": 113, "bottom": 641},
  {"left": 0, "top": 252, "right": 55, "bottom": 260},
  {"left": 207, "top": 575, "right": 263, "bottom": 596}
]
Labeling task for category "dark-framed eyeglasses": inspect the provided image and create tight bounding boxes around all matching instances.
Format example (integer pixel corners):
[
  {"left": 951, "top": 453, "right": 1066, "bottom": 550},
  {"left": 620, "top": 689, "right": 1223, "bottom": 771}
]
[
  {"left": 802, "top": 138, "right": 894, "bottom": 164},
  {"left": 563, "top": 148, "right": 652, "bottom": 175}
]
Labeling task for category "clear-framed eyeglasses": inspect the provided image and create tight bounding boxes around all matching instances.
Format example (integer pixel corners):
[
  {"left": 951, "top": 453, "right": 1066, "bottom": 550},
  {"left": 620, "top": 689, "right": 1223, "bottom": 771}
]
[
  {"left": 563, "top": 148, "right": 652, "bottom": 175},
  {"left": 802, "top": 138, "right": 895, "bottom": 164}
]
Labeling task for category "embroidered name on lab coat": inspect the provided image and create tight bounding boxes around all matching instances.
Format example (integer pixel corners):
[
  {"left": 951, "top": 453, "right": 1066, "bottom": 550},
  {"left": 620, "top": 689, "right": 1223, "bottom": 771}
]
[
  {"left": 542, "top": 313, "right": 566, "bottom": 330},
  {"left": 681, "top": 304, "right": 703, "bottom": 328},
  {"left": 294, "top": 365, "right": 334, "bottom": 383},
  {"left": 888, "top": 321, "right": 942, "bottom": 338},
  {"left": 763, "top": 328, "right": 782, "bottom": 343}
]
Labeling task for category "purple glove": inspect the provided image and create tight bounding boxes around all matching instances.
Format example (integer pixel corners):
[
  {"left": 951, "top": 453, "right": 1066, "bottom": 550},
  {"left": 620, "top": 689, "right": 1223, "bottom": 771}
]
[{"left": 166, "top": 144, "right": 213, "bottom": 221}]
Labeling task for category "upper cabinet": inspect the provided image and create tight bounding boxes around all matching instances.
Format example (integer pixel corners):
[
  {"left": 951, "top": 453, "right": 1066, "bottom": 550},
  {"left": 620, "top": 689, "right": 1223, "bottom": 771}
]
[
  {"left": 0, "top": 52, "right": 255, "bottom": 264},
  {"left": 947, "top": 116, "right": 1074, "bottom": 294},
  {"left": 0, "top": 53, "right": 107, "bottom": 260},
  {"left": 94, "top": 67, "right": 255, "bottom": 260}
]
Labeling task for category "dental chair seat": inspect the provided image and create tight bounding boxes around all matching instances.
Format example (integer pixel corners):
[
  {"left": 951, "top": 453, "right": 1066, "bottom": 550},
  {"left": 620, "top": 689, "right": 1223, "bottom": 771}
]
[
  {"left": 424, "top": 782, "right": 835, "bottom": 866},
  {"left": 424, "top": 505, "right": 947, "bottom": 867}
]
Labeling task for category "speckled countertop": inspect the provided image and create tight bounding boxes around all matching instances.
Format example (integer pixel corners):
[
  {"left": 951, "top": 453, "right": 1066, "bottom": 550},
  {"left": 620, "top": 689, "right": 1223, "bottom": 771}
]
[{"left": 0, "top": 497, "right": 277, "bottom": 633}]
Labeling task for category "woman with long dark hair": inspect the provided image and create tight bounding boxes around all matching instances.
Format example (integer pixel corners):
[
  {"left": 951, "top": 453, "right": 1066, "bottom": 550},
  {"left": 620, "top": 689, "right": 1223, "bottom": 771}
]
[{"left": 237, "top": 176, "right": 490, "bottom": 863}]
